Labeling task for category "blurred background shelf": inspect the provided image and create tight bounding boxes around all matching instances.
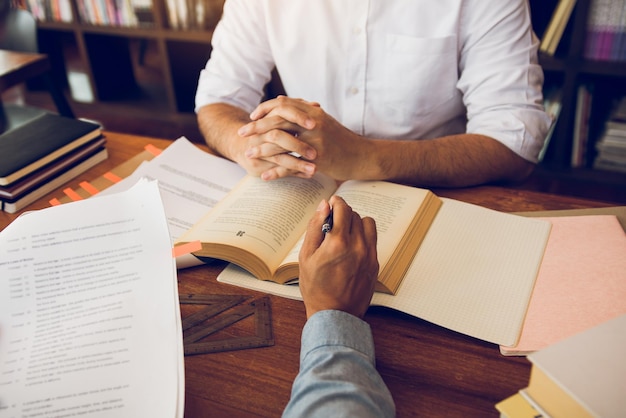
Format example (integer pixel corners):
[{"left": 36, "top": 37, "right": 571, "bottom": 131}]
[{"left": 3, "top": 0, "right": 625, "bottom": 204}]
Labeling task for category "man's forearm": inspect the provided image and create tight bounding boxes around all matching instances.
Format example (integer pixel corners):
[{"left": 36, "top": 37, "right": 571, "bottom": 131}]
[
  {"left": 197, "top": 103, "right": 250, "bottom": 163},
  {"left": 365, "top": 133, "right": 535, "bottom": 188}
]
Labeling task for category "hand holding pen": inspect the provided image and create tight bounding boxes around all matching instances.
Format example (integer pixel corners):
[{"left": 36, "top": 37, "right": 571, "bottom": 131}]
[
  {"left": 298, "top": 196, "right": 379, "bottom": 319},
  {"left": 321, "top": 208, "right": 333, "bottom": 234}
]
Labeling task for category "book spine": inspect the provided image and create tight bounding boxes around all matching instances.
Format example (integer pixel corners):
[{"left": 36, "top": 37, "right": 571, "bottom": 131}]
[
  {"left": 584, "top": 0, "right": 607, "bottom": 60},
  {"left": 541, "top": 0, "right": 577, "bottom": 55},
  {"left": 614, "top": 0, "right": 626, "bottom": 61}
]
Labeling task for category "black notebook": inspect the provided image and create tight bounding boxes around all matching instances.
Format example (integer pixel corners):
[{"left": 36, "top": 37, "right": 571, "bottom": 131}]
[{"left": 0, "top": 113, "right": 102, "bottom": 186}]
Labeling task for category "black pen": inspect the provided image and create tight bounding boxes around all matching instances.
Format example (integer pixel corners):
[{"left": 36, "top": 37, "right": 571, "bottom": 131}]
[{"left": 321, "top": 209, "right": 333, "bottom": 234}]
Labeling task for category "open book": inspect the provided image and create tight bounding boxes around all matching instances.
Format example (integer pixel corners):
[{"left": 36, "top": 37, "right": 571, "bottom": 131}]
[
  {"left": 215, "top": 197, "right": 553, "bottom": 347},
  {"left": 177, "top": 174, "right": 442, "bottom": 295}
]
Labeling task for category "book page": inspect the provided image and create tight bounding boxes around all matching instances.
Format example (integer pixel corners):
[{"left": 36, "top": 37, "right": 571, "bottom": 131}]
[
  {"left": 372, "top": 198, "right": 551, "bottom": 346},
  {"left": 335, "top": 181, "right": 440, "bottom": 292},
  {"left": 0, "top": 180, "right": 183, "bottom": 417},
  {"left": 100, "top": 137, "right": 246, "bottom": 268},
  {"left": 277, "top": 181, "right": 437, "bottom": 272},
  {"left": 179, "top": 173, "right": 337, "bottom": 279}
]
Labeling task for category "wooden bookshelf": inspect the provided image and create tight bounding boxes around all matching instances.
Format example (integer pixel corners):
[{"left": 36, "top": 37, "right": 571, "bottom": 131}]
[
  {"left": 30, "top": 0, "right": 221, "bottom": 113},
  {"left": 27, "top": 0, "right": 626, "bottom": 200},
  {"left": 529, "top": 0, "right": 626, "bottom": 197}
]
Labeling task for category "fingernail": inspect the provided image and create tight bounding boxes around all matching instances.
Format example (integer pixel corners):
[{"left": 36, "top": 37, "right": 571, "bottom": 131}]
[
  {"left": 304, "top": 149, "right": 316, "bottom": 160},
  {"left": 245, "top": 148, "right": 254, "bottom": 158},
  {"left": 304, "top": 118, "right": 315, "bottom": 129},
  {"left": 238, "top": 126, "right": 249, "bottom": 136}
]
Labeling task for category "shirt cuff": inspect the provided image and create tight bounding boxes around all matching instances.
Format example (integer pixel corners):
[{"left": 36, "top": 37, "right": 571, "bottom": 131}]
[{"left": 301, "top": 310, "right": 375, "bottom": 364}]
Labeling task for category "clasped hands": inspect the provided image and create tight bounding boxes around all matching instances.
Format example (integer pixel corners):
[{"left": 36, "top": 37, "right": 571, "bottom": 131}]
[
  {"left": 237, "top": 96, "right": 369, "bottom": 181},
  {"left": 236, "top": 97, "right": 380, "bottom": 319}
]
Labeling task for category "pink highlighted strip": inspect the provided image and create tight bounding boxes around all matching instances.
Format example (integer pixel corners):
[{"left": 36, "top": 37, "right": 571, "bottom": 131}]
[{"left": 172, "top": 241, "right": 202, "bottom": 258}]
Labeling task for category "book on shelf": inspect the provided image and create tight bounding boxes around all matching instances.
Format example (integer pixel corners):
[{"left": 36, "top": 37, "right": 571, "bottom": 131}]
[
  {"left": 593, "top": 95, "right": 626, "bottom": 173},
  {"left": 539, "top": 0, "right": 577, "bottom": 55},
  {"left": 165, "top": 0, "right": 224, "bottom": 30},
  {"left": 570, "top": 83, "right": 592, "bottom": 168},
  {"left": 584, "top": 0, "right": 626, "bottom": 62},
  {"left": 1, "top": 139, "right": 108, "bottom": 213},
  {"left": 0, "top": 179, "right": 184, "bottom": 417},
  {"left": 499, "top": 213, "right": 626, "bottom": 356},
  {"left": 0, "top": 113, "right": 102, "bottom": 186},
  {"left": 520, "top": 314, "right": 626, "bottom": 418}
]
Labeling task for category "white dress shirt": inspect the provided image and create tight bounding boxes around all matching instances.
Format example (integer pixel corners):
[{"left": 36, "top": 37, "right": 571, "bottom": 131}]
[{"left": 196, "top": 0, "right": 551, "bottom": 162}]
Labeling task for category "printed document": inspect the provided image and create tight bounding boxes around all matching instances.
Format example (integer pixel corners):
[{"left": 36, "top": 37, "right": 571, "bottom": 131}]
[{"left": 0, "top": 180, "right": 183, "bottom": 417}]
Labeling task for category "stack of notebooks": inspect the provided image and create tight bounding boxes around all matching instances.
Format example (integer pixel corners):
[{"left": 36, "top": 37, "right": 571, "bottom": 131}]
[
  {"left": 496, "top": 314, "right": 626, "bottom": 418},
  {"left": 0, "top": 112, "right": 105, "bottom": 213}
]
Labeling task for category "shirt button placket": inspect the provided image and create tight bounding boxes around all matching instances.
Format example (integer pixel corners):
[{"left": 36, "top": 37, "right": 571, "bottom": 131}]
[{"left": 343, "top": 0, "right": 369, "bottom": 135}]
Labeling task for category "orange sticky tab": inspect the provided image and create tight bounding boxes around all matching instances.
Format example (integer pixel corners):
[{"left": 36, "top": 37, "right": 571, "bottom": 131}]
[
  {"left": 103, "top": 171, "right": 123, "bottom": 183},
  {"left": 80, "top": 181, "right": 100, "bottom": 196},
  {"left": 49, "top": 198, "right": 61, "bottom": 206},
  {"left": 145, "top": 144, "right": 162, "bottom": 156},
  {"left": 64, "top": 188, "right": 83, "bottom": 201},
  {"left": 172, "top": 241, "right": 202, "bottom": 258}
]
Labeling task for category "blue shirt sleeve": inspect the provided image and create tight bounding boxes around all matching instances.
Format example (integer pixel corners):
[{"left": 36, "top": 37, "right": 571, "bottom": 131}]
[{"left": 282, "top": 310, "right": 396, "bottom": 418}]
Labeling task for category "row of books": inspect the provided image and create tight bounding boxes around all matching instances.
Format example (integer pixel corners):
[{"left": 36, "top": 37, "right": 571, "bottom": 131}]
[
  {"left": 0, "top": 111, "right": 105, "bottom": 213},
  {"left": 75, "top": 0, "right": 152, "bottom": 27},
  {"left": 593, "top": 95, "right": 626, "bottom": 173},
  {"left": 23, "top": 0, "right": 73, "bottom": 22},
  {"left": 164, "top": 0, "right": 223, "bottom": 30},
  {"left": 24, "top": 0, "right": 153, "bottom": 26},
  {"left": 496, "top": 314, "right": 625, "bottom": 418},
  {"left": 539, "top": 0, "right": 626, "bottom": 62},
  {"left": 542, "top": 83, "right": 626, "bottom": 170},
  {"left": 23, "top": 0, "right": 222, "bottom": 29},
  {"left": 583, "top": 0, "right": 626, "bottom": 62}
]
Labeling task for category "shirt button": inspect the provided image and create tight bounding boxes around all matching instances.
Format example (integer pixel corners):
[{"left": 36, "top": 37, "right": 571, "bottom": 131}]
[
  {"left": 349, "top": 87, "right": 359, "bottom": 95},
  {"left": 353, "top": 27, "right": 362, "bottom": 35}
]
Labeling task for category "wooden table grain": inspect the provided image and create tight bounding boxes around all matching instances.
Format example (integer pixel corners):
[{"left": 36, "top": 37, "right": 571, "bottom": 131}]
[{"left": 0, "top": 132, "right": 612, "bottom": 417}]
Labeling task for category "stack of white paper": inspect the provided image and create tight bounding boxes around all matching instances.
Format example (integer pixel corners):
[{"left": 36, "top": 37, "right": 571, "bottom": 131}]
[{"left": 0, "top": 180, "right": 184, "bottom": 417}]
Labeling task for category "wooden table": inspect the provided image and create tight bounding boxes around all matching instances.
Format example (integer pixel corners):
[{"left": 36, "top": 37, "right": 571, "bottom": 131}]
[
  {"left": 0, "top": 49, "right": 73, "bottom": 118},
  {"left": 0, "top": 132, "right": 613, "bottom": 418},
  {"left": 0, "top": 49, "right": 50, "bottom": 92}
]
